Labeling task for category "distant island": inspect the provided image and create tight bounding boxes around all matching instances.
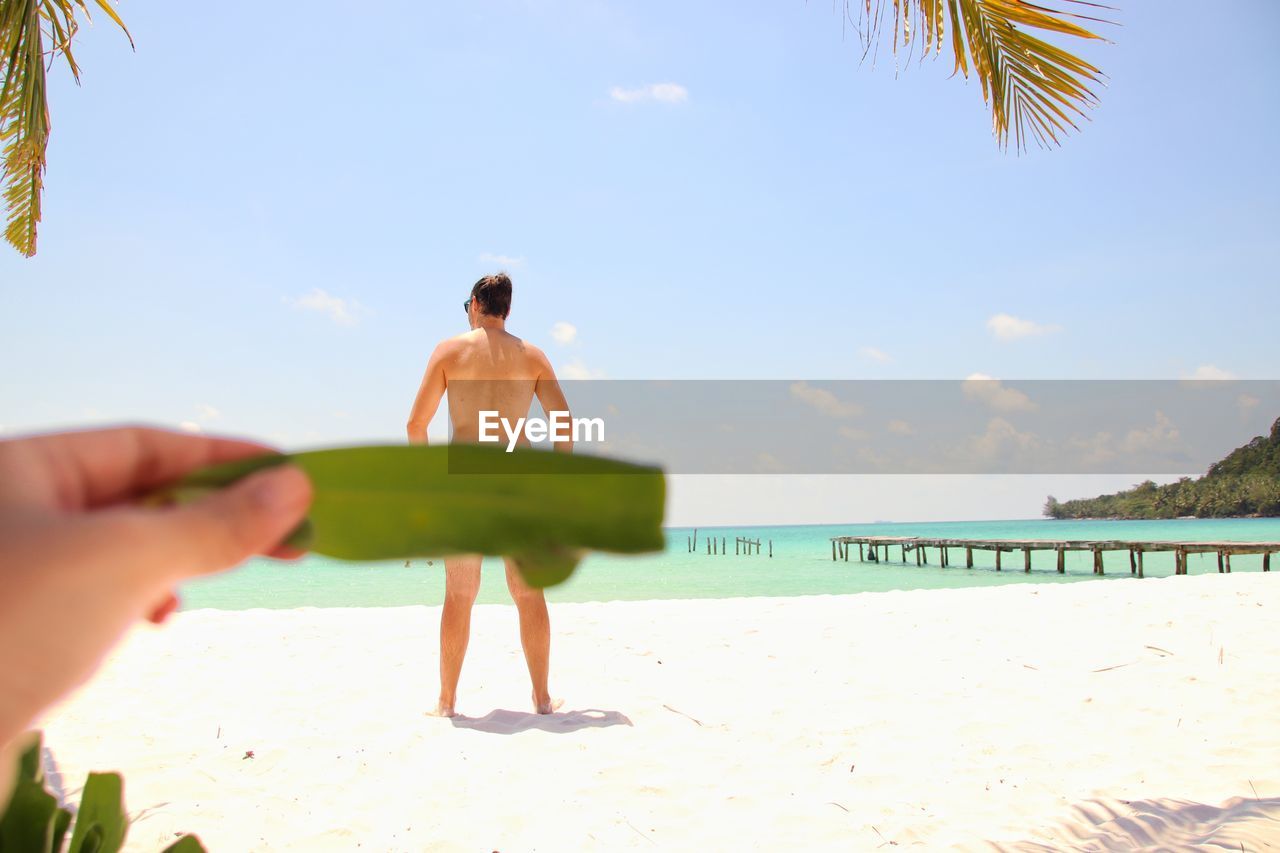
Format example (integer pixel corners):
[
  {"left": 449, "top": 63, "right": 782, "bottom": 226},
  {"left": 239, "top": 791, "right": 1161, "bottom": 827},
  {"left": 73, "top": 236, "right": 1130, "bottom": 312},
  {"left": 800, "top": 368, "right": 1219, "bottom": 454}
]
[{"left": 1044, "top": 417, "right": 1280, "bottom": 519}]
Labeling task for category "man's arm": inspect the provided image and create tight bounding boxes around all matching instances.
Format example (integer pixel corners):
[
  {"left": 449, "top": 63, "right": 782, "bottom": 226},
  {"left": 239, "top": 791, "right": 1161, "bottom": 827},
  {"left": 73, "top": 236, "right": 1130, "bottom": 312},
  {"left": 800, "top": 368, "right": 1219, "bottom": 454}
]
[
  {"left": 406, "top": 343, "right": 449, "bottom": 444},
  {"left": 533, "top": 348, "right": 573, "bottom": 453}
]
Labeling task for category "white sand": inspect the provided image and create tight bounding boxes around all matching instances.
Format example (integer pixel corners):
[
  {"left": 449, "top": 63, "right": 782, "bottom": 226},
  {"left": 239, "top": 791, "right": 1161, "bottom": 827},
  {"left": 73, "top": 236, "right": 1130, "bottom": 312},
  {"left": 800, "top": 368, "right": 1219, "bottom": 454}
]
[{"left": 38, "top": 573, "right": 1280, "bottom": 850}]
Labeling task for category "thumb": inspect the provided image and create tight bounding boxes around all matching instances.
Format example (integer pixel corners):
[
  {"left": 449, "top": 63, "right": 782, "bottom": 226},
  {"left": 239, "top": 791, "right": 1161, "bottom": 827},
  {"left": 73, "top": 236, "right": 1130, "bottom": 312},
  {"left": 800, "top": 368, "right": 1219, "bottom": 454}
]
[{"left": 146, "top": 464, "right": 313, "bottom": 578}]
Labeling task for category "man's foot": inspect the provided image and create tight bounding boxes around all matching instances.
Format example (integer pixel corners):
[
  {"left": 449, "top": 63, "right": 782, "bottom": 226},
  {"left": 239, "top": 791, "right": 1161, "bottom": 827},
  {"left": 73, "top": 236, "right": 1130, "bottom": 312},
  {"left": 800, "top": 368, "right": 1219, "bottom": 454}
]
[
  {"left": 533, "top": 693, "right": 564, "bottom": 715},
  {"left": 428, "top": 699, "right": 457, "bottom": 718}
]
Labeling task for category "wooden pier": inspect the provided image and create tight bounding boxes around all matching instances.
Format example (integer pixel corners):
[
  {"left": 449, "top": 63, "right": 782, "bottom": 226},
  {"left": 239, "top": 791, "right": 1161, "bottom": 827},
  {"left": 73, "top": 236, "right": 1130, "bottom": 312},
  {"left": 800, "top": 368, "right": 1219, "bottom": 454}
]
[
  {"left": 688, "top": 529, "right": 773, "bottom": 558},
  {"left": 830, "top": 535, "right": 1278, "bottom": 578}
]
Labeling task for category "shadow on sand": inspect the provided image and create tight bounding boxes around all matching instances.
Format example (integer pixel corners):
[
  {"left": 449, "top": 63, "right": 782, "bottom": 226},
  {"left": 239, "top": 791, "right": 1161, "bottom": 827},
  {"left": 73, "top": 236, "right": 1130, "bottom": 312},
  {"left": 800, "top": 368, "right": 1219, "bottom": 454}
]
[
  {"left": 992, "top": 794, "right": 1280, "bottom": 850},
  {"left": 450, "top": 708, "right": 633, "bottom": 735}
]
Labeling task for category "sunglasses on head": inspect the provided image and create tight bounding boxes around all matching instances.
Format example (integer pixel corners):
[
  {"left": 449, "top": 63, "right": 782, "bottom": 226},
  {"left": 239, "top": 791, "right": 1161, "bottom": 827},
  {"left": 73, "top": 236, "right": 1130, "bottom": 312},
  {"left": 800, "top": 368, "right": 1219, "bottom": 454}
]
[{"left": 463, "top": 297, "right": 472, "bottom": 314}]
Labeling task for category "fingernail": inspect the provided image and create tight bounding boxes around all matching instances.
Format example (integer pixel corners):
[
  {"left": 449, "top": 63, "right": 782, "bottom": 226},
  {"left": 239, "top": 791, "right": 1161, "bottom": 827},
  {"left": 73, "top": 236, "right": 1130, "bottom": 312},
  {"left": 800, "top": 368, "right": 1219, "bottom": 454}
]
[{"left": 251, "top": 466, "right": 312, "bottom": 513}]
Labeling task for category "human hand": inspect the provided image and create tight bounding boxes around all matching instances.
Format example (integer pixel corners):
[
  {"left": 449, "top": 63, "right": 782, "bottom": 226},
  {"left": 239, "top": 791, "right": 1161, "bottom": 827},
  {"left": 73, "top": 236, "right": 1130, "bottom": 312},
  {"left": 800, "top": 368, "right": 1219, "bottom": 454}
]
[{"left": 0, "top": 427, "right": 312, "bottom": 753}]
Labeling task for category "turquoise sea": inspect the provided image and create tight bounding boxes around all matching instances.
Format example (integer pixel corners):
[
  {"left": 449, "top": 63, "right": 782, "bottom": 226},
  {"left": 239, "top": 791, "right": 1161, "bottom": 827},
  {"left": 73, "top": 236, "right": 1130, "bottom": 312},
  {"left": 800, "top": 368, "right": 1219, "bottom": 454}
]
[{"left": 181, "top": 517, "right": 1280, "bottom": 611}]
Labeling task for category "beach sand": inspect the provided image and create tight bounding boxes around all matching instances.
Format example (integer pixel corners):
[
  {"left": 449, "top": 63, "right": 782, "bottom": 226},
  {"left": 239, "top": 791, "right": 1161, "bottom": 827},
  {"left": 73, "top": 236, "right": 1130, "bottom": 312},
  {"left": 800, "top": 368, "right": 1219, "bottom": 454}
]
[{"left": 37, "top": 573, "right": 1280, "bottom": 850}]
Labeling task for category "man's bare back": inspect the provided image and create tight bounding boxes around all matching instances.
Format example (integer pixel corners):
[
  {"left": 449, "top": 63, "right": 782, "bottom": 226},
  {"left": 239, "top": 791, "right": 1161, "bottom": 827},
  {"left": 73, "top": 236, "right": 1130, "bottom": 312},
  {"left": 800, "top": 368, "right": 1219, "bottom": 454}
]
[
  {"left": 407, "top": 327, "right": 570, "bottom": 449},
  {"left": 405, "top": 274, "right": 568, "bottom": 718}
]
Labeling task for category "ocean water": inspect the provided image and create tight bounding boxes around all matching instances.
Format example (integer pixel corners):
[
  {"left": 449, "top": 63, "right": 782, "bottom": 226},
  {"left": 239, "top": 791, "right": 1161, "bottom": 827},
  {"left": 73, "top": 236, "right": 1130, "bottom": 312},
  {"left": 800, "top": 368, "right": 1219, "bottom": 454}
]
[{"left": 180, "top": 517, "right": 1280, "bottom": 611}]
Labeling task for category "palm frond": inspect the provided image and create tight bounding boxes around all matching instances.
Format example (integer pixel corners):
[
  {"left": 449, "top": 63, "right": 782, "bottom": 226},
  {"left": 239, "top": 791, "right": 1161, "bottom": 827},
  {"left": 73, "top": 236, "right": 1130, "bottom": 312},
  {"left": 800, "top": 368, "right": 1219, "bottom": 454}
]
[
  {"left": 846, "top": 0, "right": 1115, "bottom": 150},
  {"left": 0, "top": 0, "right": 130, "bottom": 258}
]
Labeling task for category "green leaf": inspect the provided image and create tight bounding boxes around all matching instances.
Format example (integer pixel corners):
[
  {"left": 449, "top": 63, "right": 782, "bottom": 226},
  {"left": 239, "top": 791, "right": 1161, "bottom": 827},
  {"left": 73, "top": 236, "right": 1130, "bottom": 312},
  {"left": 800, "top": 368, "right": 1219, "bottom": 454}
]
[
  {"left": 160, "top": 835, "right": 206, "bottom": 853},
  {"left": 0, "top": 771, "right": 60, "bottom": 853},
  {"left": 50, "top": 807, "right": 71, "bottom": 853},
  {"left": 156, "top": 444, "right": 667, "bottom": 589},
  {"left": 66, "top": 773, "right": 126, "bottom": 853},
  {"left": 2, "top": 0, "right": 131, "bottom": 257},
  {"left": 14, "top": 732, "right": 42, "bottom": 784}
]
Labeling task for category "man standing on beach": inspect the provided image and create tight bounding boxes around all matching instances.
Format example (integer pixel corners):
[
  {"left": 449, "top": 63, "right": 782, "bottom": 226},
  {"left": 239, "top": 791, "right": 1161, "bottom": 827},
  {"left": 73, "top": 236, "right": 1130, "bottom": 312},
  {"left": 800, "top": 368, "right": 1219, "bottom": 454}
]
[{"left": 406, "top": 273, "right": 571, "bottom": 717}]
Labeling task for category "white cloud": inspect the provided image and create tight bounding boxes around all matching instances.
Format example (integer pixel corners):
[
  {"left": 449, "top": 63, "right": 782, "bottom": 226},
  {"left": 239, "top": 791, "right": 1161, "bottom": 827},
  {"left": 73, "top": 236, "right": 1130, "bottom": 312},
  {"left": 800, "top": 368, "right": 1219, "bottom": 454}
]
[
  {"left": 550, "top": 322, "right": 578, "bottom": 345},
  {"left": 609, "top": 83, "right": 688, "bottom": 104},
  {"left": 561, "top": 360, "right": 605, "bottom": 380},
  {"left": 1068, "top": 412, "right": 1184, "bottom": 466},
  {"left": 789, "top": 381, "right": 863, "bottom": 419},
  {"left": 1120, "top": 411, "right": 1181, "bottom": 454},
  {"left": 753, "top": 452, "right": 787, "bottom": 473},
  {"left": 478, "top": 253, "right": 525, "bottom": 269},
  {"left": 964, "top": 417, "right": 1040, "bottom": 463},
  {"left": 838, "top": 426, "right": 870, "bottom": 442},
  {"left": 197, "top": 404, "right": 221, "bottom": 422},
  {"left": 1184, "top": 364, "right": 1236, "bottom": 381},
  {"left": 986, "top": 313, "right": 1060, "bottom": 341},
  {"left": 1238, "top": 394, "right": 1260, "bottom": 412},
  {"left": 962, "top": 373, "right": 1037, "bottom": 413},
  {"left": 285, "top": 289, "right": 366, "bottom": 326},
  {"left": 887, "top": 419, "right": 915, "bottom": 435},
  {"left": 858, "top": 346, "right": 892, "bottom": 364},
  {"left": 178, "top": 421, "right": 202, "bottom": 434}
]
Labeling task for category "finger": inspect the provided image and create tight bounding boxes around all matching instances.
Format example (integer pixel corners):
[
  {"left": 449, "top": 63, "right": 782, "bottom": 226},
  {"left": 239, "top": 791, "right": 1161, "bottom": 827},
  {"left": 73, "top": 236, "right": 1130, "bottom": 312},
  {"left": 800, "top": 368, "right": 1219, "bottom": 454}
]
[
  {"left": 267, "top": 544, "right": 307, "bottom": 561},
  {"left": 8, "top": 426, "right": 279, "bottom": 511},
  {"left": 142, "top": 464, "right": 312, "bottom": 578},
  {"left": 146, "top": 593, "right": 180, "bottom": 624}
]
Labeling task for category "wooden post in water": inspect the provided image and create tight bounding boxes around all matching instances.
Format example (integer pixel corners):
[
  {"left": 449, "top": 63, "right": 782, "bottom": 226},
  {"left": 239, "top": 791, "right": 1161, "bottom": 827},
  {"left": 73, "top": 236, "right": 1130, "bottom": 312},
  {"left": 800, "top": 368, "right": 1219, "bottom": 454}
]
[
  {"left": 721, "top": 536, "right": 726, "bottom": 555},
  {"left": 1024, "top": 548, "right": 1031, "bottom": 573},
  {"left": 1217, "top": 551, "right": 1224, "bottom": 573},
  {"left": 966, "top": 547, "right": 974, "bottom": 569},
  {"left": 916, "top": 546, "right": 922, "bottom": 566},
  {"left": 1093, "top": 548, "right": 1102, "bottom": 575},
  {"left": 1137, "top": 548, "right": 1144, "bottom": 578},
  {"left": 1226, "top": 552, "right": 1232, "bottom": 573},
  {"left": 995, "top": 548, "right": 1002, "bottom": 571},
  {"left": 769, "top": 540, "right": 773, "bottom": 558},
  {"left": 831, "top": 541, "right": 836, "bottom": 561},
  {"left": 1057, "top": 548, "right": 1065, "bottom": 574},
  {"left": 1129, "top": 549, "right": 1136, "bottom": 575},
  {"left": 1265, "top": 552, "right": 1271, "bottom": 572}
]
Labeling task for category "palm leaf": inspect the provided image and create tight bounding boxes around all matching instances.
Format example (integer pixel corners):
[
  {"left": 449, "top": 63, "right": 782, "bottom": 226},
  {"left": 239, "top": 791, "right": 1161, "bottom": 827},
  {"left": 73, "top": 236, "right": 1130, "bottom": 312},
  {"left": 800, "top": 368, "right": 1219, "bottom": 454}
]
[
  {"left": 151, "top": 444, "right": 668, "bottom": 590},
  {"left": 846, "top": 0, "right": 1114, "bottom": 150},
  {"left": 0, "top": 0, "right": 129, "bottom": 258}
]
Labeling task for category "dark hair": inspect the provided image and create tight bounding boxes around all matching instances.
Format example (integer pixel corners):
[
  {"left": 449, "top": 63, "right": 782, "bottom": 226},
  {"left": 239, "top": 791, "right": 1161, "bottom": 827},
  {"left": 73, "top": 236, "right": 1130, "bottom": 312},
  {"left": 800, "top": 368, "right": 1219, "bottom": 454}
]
[{"left": 470, "top": 273, "right": 512, "bottom": 318}]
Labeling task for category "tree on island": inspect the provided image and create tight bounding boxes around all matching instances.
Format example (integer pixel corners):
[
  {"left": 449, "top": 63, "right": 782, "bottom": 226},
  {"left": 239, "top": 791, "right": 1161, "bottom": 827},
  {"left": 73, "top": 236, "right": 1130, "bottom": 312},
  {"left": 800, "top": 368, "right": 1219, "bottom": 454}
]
[
  {"left": 2, "top": 1, "right": 1111, "bottom": 257},
  {"left": 1045, "top": 417, "right": 1280, "bottom": 520}
]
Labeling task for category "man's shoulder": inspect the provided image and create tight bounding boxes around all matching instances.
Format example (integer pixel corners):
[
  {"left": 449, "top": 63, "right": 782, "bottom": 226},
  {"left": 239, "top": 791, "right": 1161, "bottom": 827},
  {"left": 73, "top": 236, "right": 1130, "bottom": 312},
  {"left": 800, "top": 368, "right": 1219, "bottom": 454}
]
[{"left": 434, "top": 330, "right": 480, "bottom": 353}]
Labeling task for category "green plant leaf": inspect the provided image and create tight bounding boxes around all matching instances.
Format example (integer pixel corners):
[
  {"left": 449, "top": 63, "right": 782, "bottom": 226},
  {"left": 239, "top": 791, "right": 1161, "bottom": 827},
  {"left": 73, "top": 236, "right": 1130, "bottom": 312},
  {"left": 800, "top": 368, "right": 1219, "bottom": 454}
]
[
  {"left": 66, "top": 773, "right": 125, "bottom": 853},
  {"left": 14, "top": 732, "right": 42, "bottom": 783},
  {"left": 0, "top": 771, "right": 60, "bottom": 853},
  {"left": 50, "top": 807, "right": 71, "bottom": 853},
  {"left": 156, "top": 445, "right": 666, "bottom": 589},
  {"left": 160, "top": 836, "right": 206, "bottom": 853}
]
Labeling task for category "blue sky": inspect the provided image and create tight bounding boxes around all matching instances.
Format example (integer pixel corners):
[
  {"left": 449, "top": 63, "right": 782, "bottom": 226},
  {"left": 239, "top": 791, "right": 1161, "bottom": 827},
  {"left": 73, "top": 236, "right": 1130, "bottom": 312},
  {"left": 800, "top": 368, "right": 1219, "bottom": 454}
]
[{"left": 1, "top": 1, "right": 1277, "bottom": 521}]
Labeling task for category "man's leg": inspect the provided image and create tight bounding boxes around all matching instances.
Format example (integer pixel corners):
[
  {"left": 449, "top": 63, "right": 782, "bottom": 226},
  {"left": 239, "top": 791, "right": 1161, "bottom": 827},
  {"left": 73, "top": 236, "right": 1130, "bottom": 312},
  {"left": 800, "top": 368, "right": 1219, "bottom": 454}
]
[
  {"left": 504, "top": 559, "right": 559, "bottom": 714},
  {"left": 435, "top": 555, "right": 481, "bottom": 717}
]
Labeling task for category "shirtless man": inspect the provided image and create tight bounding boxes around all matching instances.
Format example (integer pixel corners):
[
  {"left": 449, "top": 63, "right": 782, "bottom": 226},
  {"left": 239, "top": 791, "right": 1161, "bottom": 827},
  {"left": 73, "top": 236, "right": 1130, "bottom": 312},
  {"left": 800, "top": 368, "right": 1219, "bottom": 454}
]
[{"left": 406, "top": 273, "right": 571, "bottom": 717}]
